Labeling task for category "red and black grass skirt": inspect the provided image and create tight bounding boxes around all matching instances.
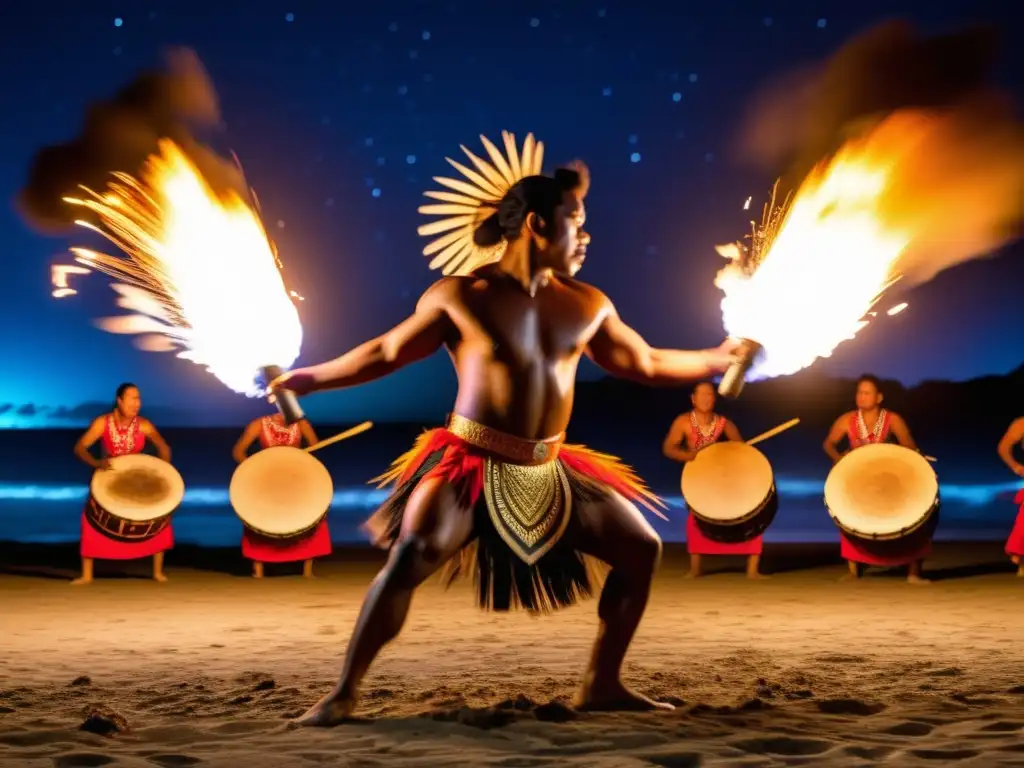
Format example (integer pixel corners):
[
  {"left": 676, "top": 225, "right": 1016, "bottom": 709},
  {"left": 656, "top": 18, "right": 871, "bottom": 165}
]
[{"left": 364, "top": 429, "right": 663, "bottom": 613}]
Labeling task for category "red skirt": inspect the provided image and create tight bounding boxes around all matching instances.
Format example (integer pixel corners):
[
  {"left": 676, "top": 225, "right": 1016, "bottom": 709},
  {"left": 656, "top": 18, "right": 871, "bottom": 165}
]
[
  {"left": 840, "top": 532, "right": 930, "bottom": 566},
  {"left": 241, "top": 519, "right": 332, "bottom": 562},
  {"left": 686, "top": 514, "right": 763, "bottom": 555},
  {"left": 1006, "top": 490, "right": 1024, "bottom": 557},
  {"left": 79, "top": 512, "right": 174, "bottom": 560}
]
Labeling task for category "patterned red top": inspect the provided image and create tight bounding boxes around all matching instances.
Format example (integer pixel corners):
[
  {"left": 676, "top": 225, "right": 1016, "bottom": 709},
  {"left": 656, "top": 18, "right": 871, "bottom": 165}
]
[
  {"left": 259, "top": 414, "right": 302, "bottom": 448},
  {"left": 690, "top": 412, "right": 727, "bottom": 450},
  {"left": 847, "top": 409, "right": 892, "bottom": 448},
  {"left": 101, "top": 414, "right": 145, "bottom": 457}
]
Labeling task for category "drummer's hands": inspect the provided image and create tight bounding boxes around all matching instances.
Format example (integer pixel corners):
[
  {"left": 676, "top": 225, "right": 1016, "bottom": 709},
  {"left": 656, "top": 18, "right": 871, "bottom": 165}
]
[
  {"left": 96, "top": 458, "right": 113, "bottom": 471},
  {"left": 269, "top": 368, "right": 316, "bottom": 397}
]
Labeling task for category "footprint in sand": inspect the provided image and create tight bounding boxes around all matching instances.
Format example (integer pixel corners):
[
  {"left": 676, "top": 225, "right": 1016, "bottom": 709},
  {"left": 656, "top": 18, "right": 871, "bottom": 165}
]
[
  {"left": 980, "top": 721, "right": 1023, "bottom": 732},
  {"left": 883, "top": 721, "right": 935, "bottom": 736},
  {"left": 909, "top": 748, "right": 980, "bottom": 760},
  {"left": 149, "top": 756, "right": 202, "bottom": 767},
  {"left": 926, "top": 667, "right": 963, "bottom": 677},
  {"left": 642, "top": 752, "right": 703, "bottom": 768},
  {"left": 843, "top": 745, "right": 897, "bottom": 760},
  {"left": 732, "top": 736, "right": 833, "bottom": 756},
  {"left": 53, "top": 755, "right": 114, "bottom": 768},
  {"left": 816, "top": 698, "right": 886, "bottom": 716}
]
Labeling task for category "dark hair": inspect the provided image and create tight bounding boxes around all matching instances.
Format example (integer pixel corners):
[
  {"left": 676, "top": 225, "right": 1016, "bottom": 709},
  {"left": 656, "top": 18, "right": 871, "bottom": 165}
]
[
  {"left": 114, "top": 382, "right": 138, "bottom": 407},
  {"left": 474, "top": 161, "right": 590, "bottom": 248},
  {"left": 856, "top": 374, "right": 882, "bottom": 392},
  {"left": 692, "top": 381, "right": 715, "bottom": 395}
]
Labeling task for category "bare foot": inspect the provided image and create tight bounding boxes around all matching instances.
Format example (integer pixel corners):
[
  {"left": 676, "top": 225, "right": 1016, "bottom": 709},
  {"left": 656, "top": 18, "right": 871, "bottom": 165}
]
[
  {"left": 839, "top": 573, "right": 859, "bottom": 582},
  {"left": 574, "top": 679, "right": 674, "bottom": 712},
  {"left": 907, "top": 575, "right": 932, "bottom": 585},
  {"left": 683, "top": 571, "right": 702, "bottom": 580},
  {"left": 747, "top": 572, "right": 771, "bottom": 580},
  {"left": 252, "top": 572, "right": 264, "bottom": 579},
  {"left": 153, "top": 572, "right": 168, "bottom": 583},
  {"left": 303, "top": 572, "right": 316, "bottom": 579},
  {"left": 1016, "top": 566, "right": 1023, "bottom": 578},
  {"left": 291, "top": 692, "right": 357, "bottom": 727},
  {"left": 70, "top": 577, "right": 93, "bottom": 586}
]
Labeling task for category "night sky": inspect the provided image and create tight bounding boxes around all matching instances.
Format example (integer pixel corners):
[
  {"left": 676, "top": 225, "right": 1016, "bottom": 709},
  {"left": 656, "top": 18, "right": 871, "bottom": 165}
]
[{"left": 1, "top": 1, "right": 1021, "bottom": 428}]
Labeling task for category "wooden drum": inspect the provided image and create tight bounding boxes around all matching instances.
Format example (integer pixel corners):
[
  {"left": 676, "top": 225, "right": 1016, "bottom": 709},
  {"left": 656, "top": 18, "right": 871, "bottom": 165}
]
[
  {"left": 681, "top": 442, "right": 778, "bottom": 543},
  {"left": 824, "top": 443, "right": 940, "bottom": 555},
  {"left": 229, "top": 446, "right": 334, "bottom": 540},
  {"left": 87, "top": 454, "right": 184, "bottom": 541}
]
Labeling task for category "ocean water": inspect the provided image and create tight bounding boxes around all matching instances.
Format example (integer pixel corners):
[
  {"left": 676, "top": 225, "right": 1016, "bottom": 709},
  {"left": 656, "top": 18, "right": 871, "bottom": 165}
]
[{"left": 0, "top": 425, "right": 1019, "bottom": 547}]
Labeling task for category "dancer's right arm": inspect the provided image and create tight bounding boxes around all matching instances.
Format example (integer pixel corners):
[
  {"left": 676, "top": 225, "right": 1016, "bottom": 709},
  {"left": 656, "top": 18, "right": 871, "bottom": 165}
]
[
  {"left": 997, "top": 417, "right": 1024, "bottom": 476},
  {"left": 232, "top": 419, "right": 262, "bottom": 464},
  {"left": 822, "top": 414, "right": 848, "bottom": 464},
  {"left": 273, "top": 279, "right": 454, "bottom": 395},
  {"left": 74, "top": 417, "right": 109, "bottom": 470},
  {"left": 662, "top": 415, "right": 695, "bottom": 462}
]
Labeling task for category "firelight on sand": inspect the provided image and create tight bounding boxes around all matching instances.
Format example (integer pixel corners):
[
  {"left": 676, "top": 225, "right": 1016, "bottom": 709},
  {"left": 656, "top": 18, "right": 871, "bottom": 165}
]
[
  {"left": 53, "top": 140, "right": 303, "bottom": 396},
  {"left": 716, "top": 107, "right": 1024, "bottom": 381}
]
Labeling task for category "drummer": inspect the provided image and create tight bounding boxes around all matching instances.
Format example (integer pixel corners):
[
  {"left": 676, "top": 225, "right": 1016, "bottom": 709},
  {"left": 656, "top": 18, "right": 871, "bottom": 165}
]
[
  {"left": 996, "top": 417, "right": 1024, "bottom": 576},
  {"left": 663, "top": 381, "right": 766, "bottom": 579},
  {"left": 822, "top": 374, "right": 930, "bottom": 584},
  {"left": 232, "top": 412, "right": 331, "bottom": 578},
  {"left": 72, "top": 382, "right": 174, "bottom": 585}
]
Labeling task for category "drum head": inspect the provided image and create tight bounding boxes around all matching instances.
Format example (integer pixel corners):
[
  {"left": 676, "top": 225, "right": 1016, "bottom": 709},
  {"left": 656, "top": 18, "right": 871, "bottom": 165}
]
[
  {"left": 824, "top": 443, "right": 938, "bottom": 537},
  {"left": 91, "top": 454, "right": 185, "bottom": 522},
  {"left": 681, "top": 442, "right": 774, "bottom": 523},
  {"left": 229, "top": 446, "right": 334, "bottom": 536}
]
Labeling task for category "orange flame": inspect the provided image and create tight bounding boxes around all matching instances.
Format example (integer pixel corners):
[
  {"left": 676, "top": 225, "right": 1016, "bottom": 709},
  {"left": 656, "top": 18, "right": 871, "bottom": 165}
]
[
  {"left": 716, "top": 103, "right": 1023, "bottom": 379},
  {"left": 55, "top": 140, "right": 303, "bottom": 395}
]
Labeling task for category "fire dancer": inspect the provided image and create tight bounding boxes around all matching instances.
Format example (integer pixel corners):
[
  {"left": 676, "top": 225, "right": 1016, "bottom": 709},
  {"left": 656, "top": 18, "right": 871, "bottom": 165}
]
[
  {"left": 823, "top": 375, "right": 930, "bottom": 584},
  {"left": 996, "top": 417, "right": 1024, "bottom": 576},
  {"left": 271, "top": 132, "right": 740, "bottom": 725},
  {"left": 232, "top": 413, "right": 329, "bottom": 578},
  {"left": 663, "top": 382, "right": 766, "bottom": 578}
]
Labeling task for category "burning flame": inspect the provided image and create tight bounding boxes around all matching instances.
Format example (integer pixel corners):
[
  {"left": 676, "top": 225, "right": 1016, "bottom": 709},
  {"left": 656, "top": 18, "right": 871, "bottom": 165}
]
[
  {"left": 57, "top": 139, "right": 302, "bottom": 396},
  {"left": 715, "top": 107, "right": 1021, "bottom": 380}
]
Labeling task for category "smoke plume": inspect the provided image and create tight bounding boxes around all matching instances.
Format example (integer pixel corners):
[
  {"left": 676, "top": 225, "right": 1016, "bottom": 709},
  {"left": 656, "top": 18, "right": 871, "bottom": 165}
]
[
  {"left": 18, "top": 48, "right": 249, "bottom": 233},
  {"left": 732, "top": 20, "right": 1023, "bottom": 288}
]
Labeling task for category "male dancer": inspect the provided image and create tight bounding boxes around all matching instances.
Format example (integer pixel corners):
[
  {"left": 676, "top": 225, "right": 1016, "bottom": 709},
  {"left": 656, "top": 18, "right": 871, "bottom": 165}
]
[
  {"left": 272, "top": 133, "right": 739, "bottom": 725},
  {"left": 663, "top": 382, "right": 766, "bottom": 578},
  {"left": 996, "top": 417, "right": 1024, "bottom": 576},
  {"left": 823, "top": 374, "right": 930, "bottom": 584}
]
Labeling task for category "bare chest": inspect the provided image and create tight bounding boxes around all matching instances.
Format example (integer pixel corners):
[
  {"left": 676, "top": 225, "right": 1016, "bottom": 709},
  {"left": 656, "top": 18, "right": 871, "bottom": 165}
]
[{"left": 456, "top": 286, "right": 601, "bottom": 366}]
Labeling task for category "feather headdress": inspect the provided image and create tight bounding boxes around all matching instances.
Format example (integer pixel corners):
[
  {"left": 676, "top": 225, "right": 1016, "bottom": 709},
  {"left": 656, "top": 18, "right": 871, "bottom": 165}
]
[{"left": 417, "top": 131, "right": 544, "bottom": 275}]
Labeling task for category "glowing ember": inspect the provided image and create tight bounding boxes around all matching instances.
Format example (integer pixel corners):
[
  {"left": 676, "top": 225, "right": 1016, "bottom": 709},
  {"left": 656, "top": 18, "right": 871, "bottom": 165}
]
[
  {"left": 886, "top": 302, "right": 908, "bottom": 316},
  {"left": 715, "top": 107, "right": 1022, "bottom": 380},
  {"left": 56, "top": 139, "right": 302, "bottom": 396},
  {"left": 50, "top": 264, "right": 91, "bottom": 298}
]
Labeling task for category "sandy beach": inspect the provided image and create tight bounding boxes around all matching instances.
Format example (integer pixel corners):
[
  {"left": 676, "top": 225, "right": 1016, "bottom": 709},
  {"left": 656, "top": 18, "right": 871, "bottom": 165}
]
[{"left": 1, "top": 542, "right": 1022, "bottom": 768}]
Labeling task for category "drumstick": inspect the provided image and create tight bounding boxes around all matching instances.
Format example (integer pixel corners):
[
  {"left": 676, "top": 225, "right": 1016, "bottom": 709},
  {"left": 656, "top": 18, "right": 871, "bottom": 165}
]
[
  {"left": 305, "top": 421, "right": 374, "bottom": 454},
  {"left": 745, "top": 418, "right": 801, "bottom": 447},
  {"left": 924, "top": 455, "right": 937, "bottom": 463}
]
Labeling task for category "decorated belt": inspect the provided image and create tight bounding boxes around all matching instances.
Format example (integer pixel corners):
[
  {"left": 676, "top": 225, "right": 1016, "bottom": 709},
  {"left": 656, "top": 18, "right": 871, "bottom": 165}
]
[{"left": 447, "top": 414, "right": 563, "bottom": 465}]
